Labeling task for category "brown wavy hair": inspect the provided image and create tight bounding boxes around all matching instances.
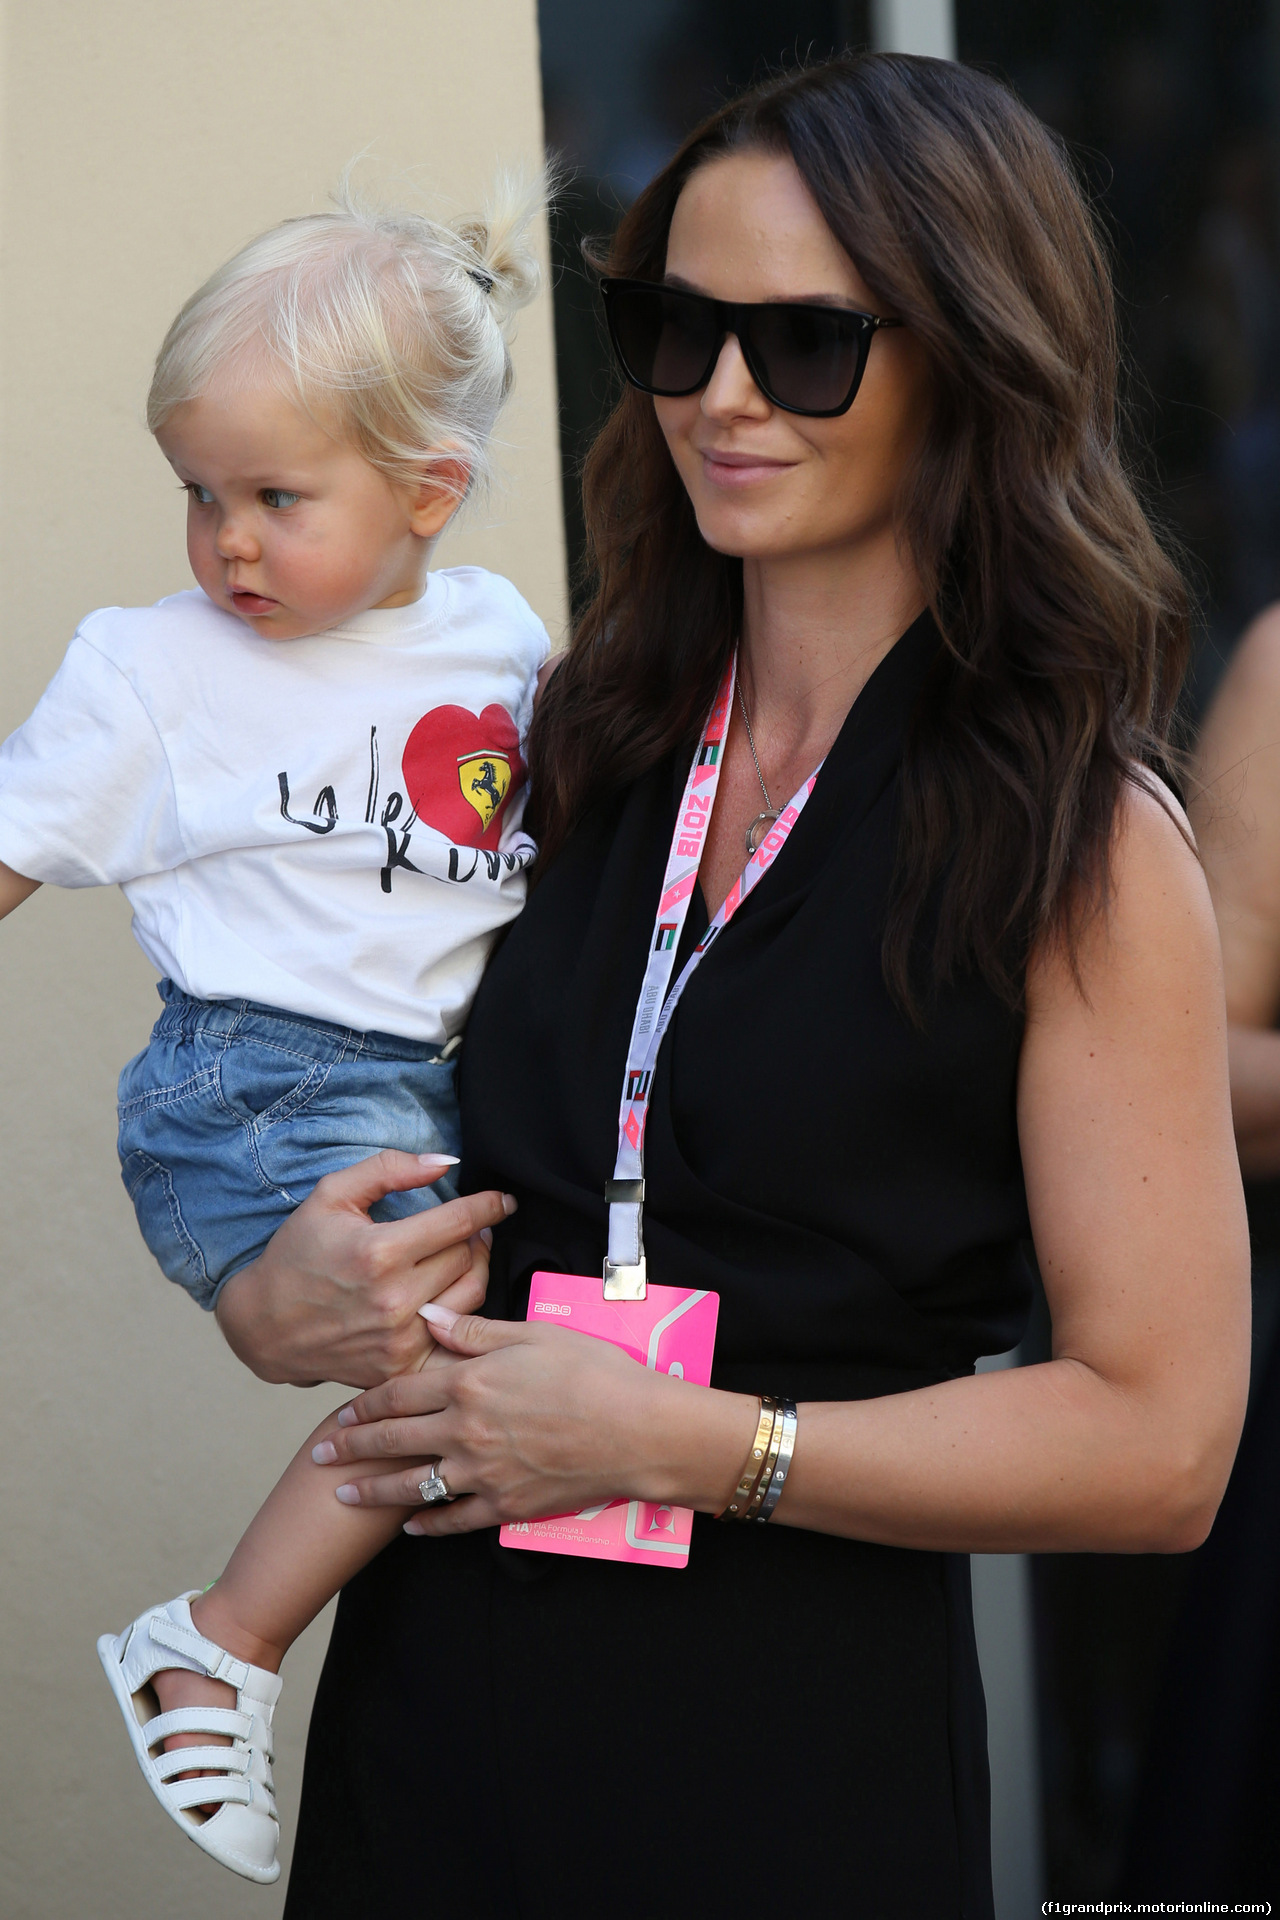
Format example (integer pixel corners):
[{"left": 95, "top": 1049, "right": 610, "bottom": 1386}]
[{"left": 528, "top": 52, "right": 1189, "bottom": 1016}]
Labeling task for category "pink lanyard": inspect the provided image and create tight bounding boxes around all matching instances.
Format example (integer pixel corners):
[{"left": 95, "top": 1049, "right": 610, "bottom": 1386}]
[{"left": 604, "top": 650, "right": 824, "bottom": 1298}]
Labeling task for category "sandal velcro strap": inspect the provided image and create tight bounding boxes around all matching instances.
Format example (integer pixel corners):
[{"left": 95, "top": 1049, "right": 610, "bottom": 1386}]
[
  {"left": 153, "top": 1745, "right": 252, "bottom": 1783},
  {"left": 144, "top": 1706, "right": 253, "bottom": 1748},
  {"left": 165, "top": 1774, "right": 255, "bottom": 1812},
  {"left": 148, "top": 1612, "right": 250, "bottom": 1689},
  {"left": 210, "top": 1651, "right": 251, "bottom": 1686}
]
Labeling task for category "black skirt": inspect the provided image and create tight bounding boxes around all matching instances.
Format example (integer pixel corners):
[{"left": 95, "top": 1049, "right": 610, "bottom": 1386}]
[{"left": 286, "top": 1518, "right": 991, "bottom": 1918}]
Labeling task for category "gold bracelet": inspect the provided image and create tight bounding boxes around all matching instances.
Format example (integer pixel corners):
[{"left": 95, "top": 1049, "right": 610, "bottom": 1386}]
[
  {"left": 716, "top": 1396, "right": 778, "bottom": 1520},
  {"left": 716, "top": 1396, "right": 776, "bottom": 1519},
  {"left": 739, "top": 1397, "right": 786, "bottom": 1521}
]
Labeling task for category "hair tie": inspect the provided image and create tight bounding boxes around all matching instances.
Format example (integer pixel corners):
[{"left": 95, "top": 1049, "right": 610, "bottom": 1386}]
[{"left": 467, "top": 266, "right": 495, "bottom": 294}]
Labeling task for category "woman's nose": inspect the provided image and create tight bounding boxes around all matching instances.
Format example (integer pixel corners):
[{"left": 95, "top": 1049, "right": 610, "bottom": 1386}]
[{"left": 701, "top": 333, "right": 771, "bottom": 421}]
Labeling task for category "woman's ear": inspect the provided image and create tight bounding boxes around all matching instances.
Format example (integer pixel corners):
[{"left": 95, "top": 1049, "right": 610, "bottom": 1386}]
[{"left": 407, "top": 452, "right": 472, "bottom": 539}]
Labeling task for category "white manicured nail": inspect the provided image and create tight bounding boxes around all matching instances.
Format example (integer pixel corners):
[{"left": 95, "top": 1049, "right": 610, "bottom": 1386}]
[{"left": 420, "top": 1300, "right": 459, "bottom": 1330}]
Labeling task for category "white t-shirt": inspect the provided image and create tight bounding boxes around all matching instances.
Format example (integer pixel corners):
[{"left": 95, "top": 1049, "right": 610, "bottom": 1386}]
[{"left": 0, "top": 570, "right": 549, "bottom": 1043}]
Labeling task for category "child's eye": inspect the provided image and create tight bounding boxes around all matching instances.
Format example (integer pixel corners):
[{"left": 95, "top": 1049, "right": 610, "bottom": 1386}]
[
  {"left": 185, "top": 483, "right": 215, "bottom": 506},
  {"left": 261, "top": 489, "right": 301, "bottom": 510}
]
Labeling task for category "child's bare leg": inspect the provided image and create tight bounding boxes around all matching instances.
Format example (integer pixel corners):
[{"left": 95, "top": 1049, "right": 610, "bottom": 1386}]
[
  {"left": 151, "top": 1404, "right": 426, "bottom": 1799},
  {"left": 196, "top": 1401, "right": 426, "bottom": 1660}
]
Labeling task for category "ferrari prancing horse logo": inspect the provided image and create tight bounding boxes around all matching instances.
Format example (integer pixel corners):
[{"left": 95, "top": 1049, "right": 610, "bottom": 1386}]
[
  {"left": 459, "top": 751, "right": 512, "bottom": 832},
  {"left": 402, "top": 702, "right": 525, "bottom": 850}
]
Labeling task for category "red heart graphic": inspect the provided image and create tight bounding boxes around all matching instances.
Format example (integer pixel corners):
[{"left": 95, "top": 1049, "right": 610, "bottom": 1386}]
[{"left": 401, "top": 704, "right": 525, "bottom": 849}]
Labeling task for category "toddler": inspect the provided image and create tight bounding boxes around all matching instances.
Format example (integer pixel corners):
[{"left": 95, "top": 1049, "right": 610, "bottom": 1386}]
[{"left": 0, "top": 177, "right": 549, "bottom": 1883}]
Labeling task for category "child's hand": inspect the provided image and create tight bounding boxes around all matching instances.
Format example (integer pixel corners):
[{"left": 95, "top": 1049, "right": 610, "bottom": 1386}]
[
  {"left": 412, "top": 1229, "right": 493, "bottom": 1371},
  {"left": 214, "top": 1151, "right": 516, "bottom": 1388}
]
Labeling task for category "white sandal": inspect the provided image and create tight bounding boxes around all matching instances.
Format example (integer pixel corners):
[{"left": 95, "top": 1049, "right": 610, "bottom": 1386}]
[{"left": 97, "top": 1591, "right": 282, "bottom": 1884}]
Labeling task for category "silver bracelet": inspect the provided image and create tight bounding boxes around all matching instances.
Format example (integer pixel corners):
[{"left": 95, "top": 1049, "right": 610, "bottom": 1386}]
[{"left": 755, "top": 1398, "right": 797, "bottom": 1521}]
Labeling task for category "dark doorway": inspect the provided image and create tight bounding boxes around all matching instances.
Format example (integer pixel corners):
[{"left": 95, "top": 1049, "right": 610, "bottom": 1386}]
[{"left": 959, "top": 0, "right": 1280, "bottom": 715}]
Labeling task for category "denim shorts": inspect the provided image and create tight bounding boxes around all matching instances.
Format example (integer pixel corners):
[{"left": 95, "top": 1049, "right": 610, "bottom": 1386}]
[{"left": 117, "top": 981, "right": 461, "bottom": 1309}]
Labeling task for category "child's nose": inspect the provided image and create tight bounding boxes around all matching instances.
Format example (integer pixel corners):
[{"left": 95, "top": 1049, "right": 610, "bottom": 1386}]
[{"left": 214, "top": 513, "right": 261, "bottom": 562}]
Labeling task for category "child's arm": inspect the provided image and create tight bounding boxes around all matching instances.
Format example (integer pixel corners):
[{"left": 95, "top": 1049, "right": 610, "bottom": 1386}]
[{"left": 0, "top": 860, "right": 41, "bottom": 918}]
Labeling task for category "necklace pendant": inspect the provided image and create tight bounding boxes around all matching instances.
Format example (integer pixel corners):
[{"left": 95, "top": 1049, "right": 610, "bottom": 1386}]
[
  {"left": 746, "top": 809, "right": 782, "bottom": 855},
  {"left": 736, "top": 680, "right": 780, "bottom": 857}
]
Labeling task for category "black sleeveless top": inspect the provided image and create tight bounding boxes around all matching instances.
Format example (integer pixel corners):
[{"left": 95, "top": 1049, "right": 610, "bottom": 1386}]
[
  {"left": 465, "top": 609, "right": 1032, "bottom": 1390},
  {"left": 286, "top": 613, "right": 1033, "bottom": 1920}
]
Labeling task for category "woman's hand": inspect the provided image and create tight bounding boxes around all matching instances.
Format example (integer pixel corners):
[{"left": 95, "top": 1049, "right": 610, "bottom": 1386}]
[
  {"left": 310, "top": 1302, "right": 758, "bottom": 1532},
  {"left": 214, "top": 1151, "right": 517, "bottom": 1388}
]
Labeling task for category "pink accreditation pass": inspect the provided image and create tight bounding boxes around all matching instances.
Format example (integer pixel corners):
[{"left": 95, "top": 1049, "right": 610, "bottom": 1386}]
[{"left": 498, "top": 1270, "right": 720, "bottom": 1568}]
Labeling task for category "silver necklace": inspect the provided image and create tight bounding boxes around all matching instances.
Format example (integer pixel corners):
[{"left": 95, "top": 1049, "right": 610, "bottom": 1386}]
[{"left": 737, "top": 681, "right": 781, "bottom": 855}]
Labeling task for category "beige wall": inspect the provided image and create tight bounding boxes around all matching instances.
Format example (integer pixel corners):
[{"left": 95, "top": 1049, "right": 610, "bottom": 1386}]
[{"left": 0, "top": 5, "right": 563, "bottom": 1914}]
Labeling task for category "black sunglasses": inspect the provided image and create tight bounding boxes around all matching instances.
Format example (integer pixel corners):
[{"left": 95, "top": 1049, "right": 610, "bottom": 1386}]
[{"left": 600, "top": 277, "right": 904, "bottom": 418}]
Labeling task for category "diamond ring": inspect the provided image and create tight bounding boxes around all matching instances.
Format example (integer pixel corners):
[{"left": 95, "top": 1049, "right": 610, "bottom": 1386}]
[{"left": 417, "top": 1467, "right": 455, "bottom": 1505}]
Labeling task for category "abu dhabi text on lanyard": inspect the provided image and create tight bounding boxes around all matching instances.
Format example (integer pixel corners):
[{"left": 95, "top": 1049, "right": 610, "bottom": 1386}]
[{"left": 603, "top": 649, "right": 825, "bottom": 1299}]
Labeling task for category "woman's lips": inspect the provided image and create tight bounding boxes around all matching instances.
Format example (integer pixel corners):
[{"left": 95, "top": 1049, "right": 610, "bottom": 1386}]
[
  {"left": 230, "top": 589, "right": 280, "bottom": 616},
  {"left": 699, "top": 449, "right": 795, "bottom": 487}
]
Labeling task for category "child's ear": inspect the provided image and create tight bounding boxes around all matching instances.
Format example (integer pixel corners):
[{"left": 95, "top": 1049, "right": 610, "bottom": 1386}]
[{"left": 407, "top": 453, "right": 471, "bottom": 539}]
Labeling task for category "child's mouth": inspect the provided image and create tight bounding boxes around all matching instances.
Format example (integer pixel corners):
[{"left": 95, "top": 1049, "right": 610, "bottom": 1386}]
[{"left": 231, "top": 590, "right": 279, "bottom": 616}]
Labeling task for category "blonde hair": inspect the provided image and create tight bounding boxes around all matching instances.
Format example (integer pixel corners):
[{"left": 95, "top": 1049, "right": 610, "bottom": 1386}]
[{"left": 147, "top": 171, "right": 543, "bottom": 501}]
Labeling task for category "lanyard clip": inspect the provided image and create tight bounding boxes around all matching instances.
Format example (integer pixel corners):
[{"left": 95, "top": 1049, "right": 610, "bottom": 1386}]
[
  {"left": 603, "top": 1178, "right": 647, "bottom": 1299},
  {"left": 603, "top": 1257, "right": 647, "bottom": 1300}
]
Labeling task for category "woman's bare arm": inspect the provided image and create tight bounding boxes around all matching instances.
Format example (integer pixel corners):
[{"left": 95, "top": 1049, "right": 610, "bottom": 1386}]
[
  {"left": 1191, "top": 603, "right": 1280, "bottom": 1174},
  {"left": 769, "top": 782, "right": 1249, "bottom": 1551},
  {"left": 321, "top": 784, "right": 1251, "bottom": 1553}
]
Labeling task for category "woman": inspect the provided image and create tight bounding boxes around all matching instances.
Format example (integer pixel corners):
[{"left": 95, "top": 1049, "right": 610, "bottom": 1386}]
[{"left": 215, "top": 55, "right": 1248, "bottom": 1917}]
